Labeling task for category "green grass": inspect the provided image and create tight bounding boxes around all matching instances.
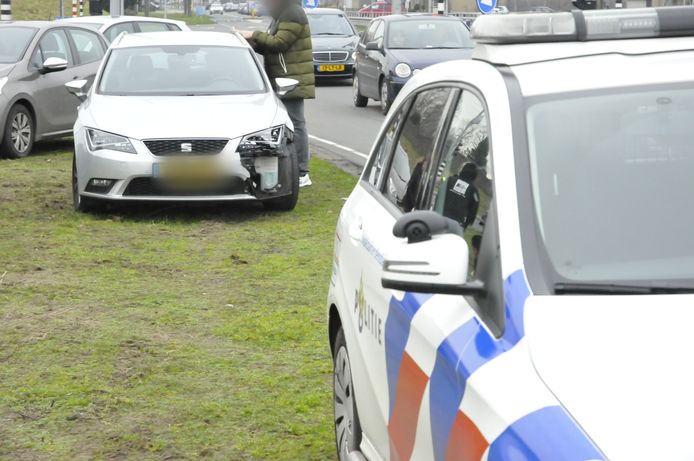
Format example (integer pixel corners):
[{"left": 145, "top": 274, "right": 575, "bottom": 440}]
[
  {"left": 0, "top": 143, "right": 357, "bottom": 460},
  {"left": 142, "top": 12, "right": 215, "bottom": 25},
  {"left": 11, "top": 0, "right": 83, "bottom": 20}
]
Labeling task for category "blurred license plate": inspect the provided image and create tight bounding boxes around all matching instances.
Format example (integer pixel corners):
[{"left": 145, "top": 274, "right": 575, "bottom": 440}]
[
  {"left": 153, "top": 159, "right": 221, "bottom": 183},
  {"left": 319, "top": 64, "right": 345, "bottom": 72}
]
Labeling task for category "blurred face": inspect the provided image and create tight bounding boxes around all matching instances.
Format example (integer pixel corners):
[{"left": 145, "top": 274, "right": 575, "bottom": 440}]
[{"left": 264, "top": 0, "right": 283, "bottom": 16}]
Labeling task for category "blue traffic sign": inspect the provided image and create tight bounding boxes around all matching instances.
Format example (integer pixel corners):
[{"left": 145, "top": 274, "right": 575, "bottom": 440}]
[
  {"left": 477, "top": 0, "right": 496, "bottom": 14},
  {"left": 303, "top": 0, "right": 318, "bottom": 8}
]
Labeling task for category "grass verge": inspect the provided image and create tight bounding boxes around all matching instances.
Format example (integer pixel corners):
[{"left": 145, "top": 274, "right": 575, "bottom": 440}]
[
  {"left": 0, "top": 143, "right": 357, "bottom": 461},
  {"left": 139, "top": 12, "right": 215, "bottom": 25}
]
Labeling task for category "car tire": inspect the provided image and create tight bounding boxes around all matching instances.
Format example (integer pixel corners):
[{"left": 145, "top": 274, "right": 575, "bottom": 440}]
[
  {"left": 1, "top": 104, "right": 34, "bottom": 159},
  {"left": 333, "top": 327, "right": 363, "bottom": 461},
  {"left": 380, "top": 78, "right": 393, "bottom": 115},
  {"left": 263, "top": 148, "right": 299, "bottom": 211},
  {"left": 353, "top": 75, "right": 368, "bottom": 108},
  {"left": 72, "top": 154, "right": 103, "bottom": 213}
]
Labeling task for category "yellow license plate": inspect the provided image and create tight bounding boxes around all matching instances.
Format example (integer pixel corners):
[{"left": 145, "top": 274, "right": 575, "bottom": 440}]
[
  {"left": 319, "top": 64, "right": 345, "bottom": 72},
  {"left": 154, "top": 159, "right": 222, "bottom": 184}
]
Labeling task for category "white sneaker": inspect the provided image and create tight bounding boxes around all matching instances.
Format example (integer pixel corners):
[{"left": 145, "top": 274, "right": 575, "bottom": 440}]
[{"left": 299, "top": 174, "right": 312, "bottom": 188}]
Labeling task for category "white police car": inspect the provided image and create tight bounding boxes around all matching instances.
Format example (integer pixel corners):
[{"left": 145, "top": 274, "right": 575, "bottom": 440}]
[{"left": 327, "top": 7, "right": 694, "bottom": 461}]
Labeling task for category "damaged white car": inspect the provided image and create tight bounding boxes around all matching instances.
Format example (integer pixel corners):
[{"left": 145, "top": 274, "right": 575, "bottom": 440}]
[{"left": 67, "top": 31, "right": 300, "bottom": 212}]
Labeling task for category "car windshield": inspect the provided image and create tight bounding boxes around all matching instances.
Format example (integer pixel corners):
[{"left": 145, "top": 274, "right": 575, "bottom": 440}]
[
  {"left": 387, "top": 20, "right": 473, "bottom": 49},
  {"left": 0, "top": 27, "right": 38, "bottom": 63},
  {"left": 308, "top": 14, "right": 354, "bottom": 36},
  {"left": 526, "top": 85, "right": 694, "bottom": 285},
  {"left": 98, "top": 45, "right": 266, "bottom": 96}
]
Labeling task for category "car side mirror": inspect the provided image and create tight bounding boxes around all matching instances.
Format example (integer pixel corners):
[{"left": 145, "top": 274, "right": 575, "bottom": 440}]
[
  {"left": 381, "top": 211, "right": 485, "bottom": 296},
  {"left": 275, "top": 77, "right": 299, "bottom": 96},
  {"left": 365, "top": 40, "right": 382, "bottom": 52},
  {"left": 40, "top": 57, "right": 68, "bottom": 74},
  {"left": 65, "top": 79, "right": 90, "bottom": 102}
]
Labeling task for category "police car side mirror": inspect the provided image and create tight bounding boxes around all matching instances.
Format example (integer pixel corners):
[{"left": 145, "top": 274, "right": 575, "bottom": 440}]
[
  {"left": 65, "top": 79, "right": 90, "bottom": 102},
  {"left": 275, "top": 77, "right": 299, "bottom": 96},
  {"left": 382, "top": 212, "right": 485, "bottom": 296}
]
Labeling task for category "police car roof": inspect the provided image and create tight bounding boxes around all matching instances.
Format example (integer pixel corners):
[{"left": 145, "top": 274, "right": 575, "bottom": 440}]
[
  {"left": 59, "top": 15, "right": 182, "bottom": 25},
  {"left": 379, "top": 13, "right": 462, "bottom": 22},
  {"left": 112, "top": 31, "right": 247, "bottom": 48},
  {"left": 306, "top": 8, "right": 347, "bottom": 14}
]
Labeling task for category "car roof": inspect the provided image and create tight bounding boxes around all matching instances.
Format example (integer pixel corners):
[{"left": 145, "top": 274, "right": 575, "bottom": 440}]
[
  {"left": 112, "top": 31, "right": 247, "bottom": 48},
  {"left": 60, "top": 15, "right": 183, "bottom": 26},
  {"left": 0, "top": 20, "right": 103, "bottom": 31},
  {"left": 378, "top": 14, "right": 461, "bottom": 22},
  {"left": 306, "top": 8, "right": 346, "bottom": 14}
]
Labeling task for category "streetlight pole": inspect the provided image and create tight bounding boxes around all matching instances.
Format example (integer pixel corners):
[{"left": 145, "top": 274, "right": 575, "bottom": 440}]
[{"left": 110, "top": 0, "right": 123, "bottom": 16}]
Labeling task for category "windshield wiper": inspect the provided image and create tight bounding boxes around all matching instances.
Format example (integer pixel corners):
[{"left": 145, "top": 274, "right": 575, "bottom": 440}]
[
  {"left": 554, "top": 282, "right": 694, "bottom": 295},
  {"left": 314, "top": 32, "right": 346, "bottom": 36}
]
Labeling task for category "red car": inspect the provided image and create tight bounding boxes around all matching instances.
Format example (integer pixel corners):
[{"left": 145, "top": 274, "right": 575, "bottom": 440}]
[{"left": 358, "top": 1, "right": 393, "bottom": 15}]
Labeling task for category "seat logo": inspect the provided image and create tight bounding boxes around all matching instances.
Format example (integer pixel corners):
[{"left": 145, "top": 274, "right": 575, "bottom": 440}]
[{"left": 180, "top": 143, "right": 193, "bottom": 153}]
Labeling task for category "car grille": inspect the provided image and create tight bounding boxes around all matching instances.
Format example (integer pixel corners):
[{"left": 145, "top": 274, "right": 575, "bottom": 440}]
[
  {"left": 143, "top": 139, "right": 229, "bottom": 156},
  {"left": 123, "top": 177, "right": 247, "bottom": 197},
  {"left": 313, "top": 51, "right": 349, "bottom": 62}
]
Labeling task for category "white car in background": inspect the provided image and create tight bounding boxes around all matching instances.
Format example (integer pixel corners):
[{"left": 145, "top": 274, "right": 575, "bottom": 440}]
[
  {"left": 67, "top": 31, "right": 300, "bottom": 212},
  {"left": 59, "top": 15, "right": 189, "bottom": 42},
  {"left": 210, "top": 3, "right": 225, "bottom": 14}
]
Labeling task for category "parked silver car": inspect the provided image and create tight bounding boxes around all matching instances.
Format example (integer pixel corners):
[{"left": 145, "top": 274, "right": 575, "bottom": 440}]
[
  {"left": 59, "top": 15, "right": 189, "bottom": 42},
  {"left": 0, "top": 21, "right": 107, "bottom": 158}
]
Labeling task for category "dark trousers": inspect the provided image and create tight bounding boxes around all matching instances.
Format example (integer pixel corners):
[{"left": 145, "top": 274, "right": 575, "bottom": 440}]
[{"left": 283, "top": 99, "right": 309, "bottom": 175}]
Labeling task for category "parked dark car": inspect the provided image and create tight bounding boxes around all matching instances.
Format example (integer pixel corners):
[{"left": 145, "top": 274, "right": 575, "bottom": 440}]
[
  {"left": 306, "top": 8, "right": 359, "bottom": 79},
  {"left": 353, "top": 14, "right": 474, "bottom": 114}
]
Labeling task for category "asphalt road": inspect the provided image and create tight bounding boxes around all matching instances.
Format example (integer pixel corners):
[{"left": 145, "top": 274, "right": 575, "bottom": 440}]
[{"left": 194, "top": 13, "right": 385, "bottom": 173}]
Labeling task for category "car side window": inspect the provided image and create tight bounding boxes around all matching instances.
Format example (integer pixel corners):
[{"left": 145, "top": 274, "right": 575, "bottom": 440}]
[
  {"left": 37, "top": 29, "right": 74, "bottom": 67},
  {"left": 428, "top": 90, "right": 491, "bottom": 276},
  {"left": 68, "top": 29, "right": 104, "bottom": 65},
  {"left": 363, "top": 21, "right": 378, "bottom": 44},
  {"left": 104, "top": 22, "right": 136, "bottom": 42},
  {"left": 384, "top": 87, "right": 454, "bottom": 212},
  {"left": 373, "top": 21, "right": 384, "bottom": 43},
  {"left": 363, "top": 104, "right": 407, "bottom": 188},
  {"left": 138, "top": 22, "right": 172, "bottom": 33}
]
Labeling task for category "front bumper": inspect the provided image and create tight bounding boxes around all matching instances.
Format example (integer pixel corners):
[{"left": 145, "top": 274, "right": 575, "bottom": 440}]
[{"left": 74, "top": 129, "right": 295, "bottom": 203}]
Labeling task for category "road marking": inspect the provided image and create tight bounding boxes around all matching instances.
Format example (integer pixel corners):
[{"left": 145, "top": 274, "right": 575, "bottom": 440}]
[{"left": 308, "top": 135, "right": 368, "bottom": 160}]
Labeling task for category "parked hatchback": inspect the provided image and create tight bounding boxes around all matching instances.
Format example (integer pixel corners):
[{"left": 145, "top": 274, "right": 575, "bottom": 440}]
[
  {"left": 0, "top": 21, "right": 107, "bottom": 158},
  {"left": 59, "top": 15, "right": 189, "bottom": 42},
  {"left": 353, "top": 14, "right": 474, "bottom": 114}
]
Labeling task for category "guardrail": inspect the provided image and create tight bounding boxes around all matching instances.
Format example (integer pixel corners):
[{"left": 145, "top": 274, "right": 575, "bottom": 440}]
[{"left": 344, "top": 11, "right": 481, "bottom": 27}]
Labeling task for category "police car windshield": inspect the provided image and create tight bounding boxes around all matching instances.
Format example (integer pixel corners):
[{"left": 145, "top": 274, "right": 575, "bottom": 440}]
[
  {"left": 527, "top": 85, "right": 694, "bottom": 285},
  {"left": 98, "top": 45, "right": 266, "bottom": 96}
]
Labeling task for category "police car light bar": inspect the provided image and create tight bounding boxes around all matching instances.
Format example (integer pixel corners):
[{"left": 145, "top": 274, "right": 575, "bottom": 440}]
[{"left": 471, "top": 7, "right": 694, "bottom": 44}]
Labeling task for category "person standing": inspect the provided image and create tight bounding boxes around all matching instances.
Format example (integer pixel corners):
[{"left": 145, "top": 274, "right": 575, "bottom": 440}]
[{"left": 242, "top": 0, "right": 315, "bottom": 187}]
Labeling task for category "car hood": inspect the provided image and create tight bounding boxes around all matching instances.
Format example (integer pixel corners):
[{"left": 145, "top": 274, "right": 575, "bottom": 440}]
[
  {"left": 311, "top": 35, "right": 358, "bottom": 51},
  {"left": 84, "top": 92, "right": 283, "bottom": 140},
  {"left": 0, "top": 63, "right": 15, "bottom": 78},
  {"left": 525, "top": 294, "right": 694, "bottom": 460},
  {"left": 387, "top": 48, "right": 473, "bottom": 69}
]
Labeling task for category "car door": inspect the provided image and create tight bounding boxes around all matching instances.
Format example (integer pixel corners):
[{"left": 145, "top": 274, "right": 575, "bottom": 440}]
[
  {"left": 29, "top": 28, "right": 77, "bottom": 135},
  {"left": 66, "top": 27, "right": 106, "bottom": 84},
  {"left": 359, "top": 19, "right": 384, "bottom": 99},
  {"left": 342, "top": 86, "right": 456, "bottom": 459}
]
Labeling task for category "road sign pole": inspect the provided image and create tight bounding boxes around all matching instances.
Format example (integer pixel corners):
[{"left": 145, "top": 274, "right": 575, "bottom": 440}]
[
  {"left": 72, "top": 0, "right": 77, "bottom": 17},
  {"left": 110, "top": 0, "right": 123, "bottom": 16},
  {"left": 437, "top": 0, "right": 444, "bottom": 14},
  {"left": 0, "top": 0, "right": 11, "bottom": 21},
  {"left": 80, "top": 0, "right": 84, "bottom": 16}
]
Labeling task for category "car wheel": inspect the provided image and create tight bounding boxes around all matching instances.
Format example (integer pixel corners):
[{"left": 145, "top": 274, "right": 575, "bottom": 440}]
[
  {"left": 263, "top": 148, "right": 299, "bottom": 211},
  {"left": 333, "top": 327, "right": 363, "bottom": 461},
  {"left": 379, "top": 78, "right": 392, "bottom": 115},
  {"left": 353, "top": 75, "right": 368, "bottom": 108},
  {"left": 1, "top": 104, "right": 34, "bottom": 159},
  {"left": 72, "top": 154, "right": 103, "bottom": 213}
]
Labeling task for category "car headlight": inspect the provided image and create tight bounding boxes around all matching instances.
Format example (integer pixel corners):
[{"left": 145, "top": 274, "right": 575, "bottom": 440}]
[
  {"left": 0, "top": 77, "right": 7, "bottom": 95},
  {"left": 394, "top": 63, "right": 412, "bottom": 79},
  {"left": 86, "top": 128, "right": 136, "bottom": 154},
  {"left": 237, "top": 126, "right": 285, "bottom": 152}
]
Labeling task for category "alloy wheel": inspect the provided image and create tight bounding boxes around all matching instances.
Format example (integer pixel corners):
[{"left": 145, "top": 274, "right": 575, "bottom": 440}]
[
  {"left": 334, "top": 346, "right": 356, "bottom": 461},
  {"left": 11, "top": 112, "right": 31, "bottom": 154}
]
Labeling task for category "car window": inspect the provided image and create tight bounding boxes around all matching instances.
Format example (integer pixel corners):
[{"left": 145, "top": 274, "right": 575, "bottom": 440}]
[
  {"left": 137, "top": 22, "right": 172, "bottom": 33},
  {"left": 373, "top": 21, "right": 384, "bottom": 42},
  {"left": 428, "top": 90, "right": 490, "bottom": 275},
  {"left": 364, "top": 104, "right": 408, "bottom": 188},
  {"left": 384, "top": 87, "right": 453, "bottom": 212},
  {"left": 363, "top": 21, "right": 379, "bottom": 43},
  {"left": 68, "top": 28, "right": 104, "bottom": 64},
  {"left": 104, "top": 22, "right": 136, "bottom": 42},
  {"left": 36, "top": 29, "right": 74, "bottom": 67}
]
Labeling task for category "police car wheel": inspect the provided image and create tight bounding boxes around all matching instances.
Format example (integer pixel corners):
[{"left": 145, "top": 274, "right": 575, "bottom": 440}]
[
  {"left": 72, "top": 154, "right": 103, "bottom": 213},
  {"left": 333, "top": 327, "right": 363, "bottom": 461}
]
